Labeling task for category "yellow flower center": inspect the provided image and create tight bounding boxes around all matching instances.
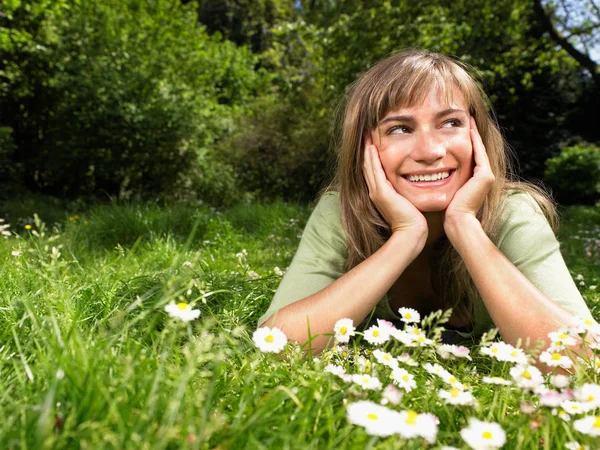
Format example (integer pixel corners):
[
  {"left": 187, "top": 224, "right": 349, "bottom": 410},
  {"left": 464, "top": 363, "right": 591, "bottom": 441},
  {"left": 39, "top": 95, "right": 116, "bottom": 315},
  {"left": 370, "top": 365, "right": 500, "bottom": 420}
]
[
  {"left": 558, "top": 333, "right": 568, "bottom": 339},
  {"left": 449, "top": 377, "right": 457, "bottom": 383},
  {"left": 339, "top": 326, "right": 347, "bottom": 335},
  {"left": 588, "top": 395, "right": 595, "bottom": 401},
  {"left": 265, "top": 335, "right": 274, "bottom": 343},
  {"left": 491, "top": 347, "right": 498, "bottom": 353},
  {"left": 522, "top": 370, "right": 532, "bottom": 380},
  {"left": 373, "top": 330, "right": 380, "bottom": 337},
  {"left": 402, "top": 375, "right": 409, "bottom": 382},
  {"left": 384, "top": 354, "right": 391, "bottom": 361},
  {"left": 24, "top": 224, "right": 32, "bottom": 230},
  {"left": 405, "top": 313, "right": 412, "bottom": 319},
  {"left": 341, "top": 351, "right": 348, "bottom": 357},
  {"left": 450, "top": 388, "right": 460, "bottom": 398},
  {"left": 593, "top": 416, "right": 600, "bottom": 428},
  {"left": 413, "top": 329, "right": 421, "bottom": 335},
  {"left": 176, "top": 302, "right": 189, "bottom": 310},
  {"left": 551, "top": 353, "right": 562, "bottom": 360},
  {"left": 585, "top": 319, "right": 593, "bottom": 326},
  {"left": 482, "top": 431, "right": 493, "bottom": 439},
  {"left": 510, "top": 350, "right": 517, "bottom": 357},
  {"left": 367, "top": 413, "right": 379, "bottom": 421},
  {"left": 554, "top": 341, "right": 562, "bottom": 346},
  {"left": 405, "top": 411, "right": 418, "bottom": 425}
]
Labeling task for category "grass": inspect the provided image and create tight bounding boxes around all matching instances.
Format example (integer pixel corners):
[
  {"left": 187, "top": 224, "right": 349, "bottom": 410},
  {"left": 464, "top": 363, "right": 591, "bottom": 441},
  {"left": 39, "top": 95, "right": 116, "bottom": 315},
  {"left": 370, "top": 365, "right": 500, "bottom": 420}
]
[{"left": 0, "top": 197, "right": 598, "bottom": 449}]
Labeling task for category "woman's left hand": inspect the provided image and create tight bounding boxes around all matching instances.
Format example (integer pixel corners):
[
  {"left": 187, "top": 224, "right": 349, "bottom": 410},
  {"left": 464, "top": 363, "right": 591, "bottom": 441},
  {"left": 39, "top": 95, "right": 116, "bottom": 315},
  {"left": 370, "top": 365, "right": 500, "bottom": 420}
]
[{"left": 444, "top": 117, "right": 495, "bottom": 228}]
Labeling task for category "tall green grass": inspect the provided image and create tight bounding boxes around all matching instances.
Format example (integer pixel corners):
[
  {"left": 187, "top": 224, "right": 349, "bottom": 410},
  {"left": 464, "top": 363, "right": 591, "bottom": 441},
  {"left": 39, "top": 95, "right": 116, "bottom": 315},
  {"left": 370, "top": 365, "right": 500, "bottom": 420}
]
[{"left": 0, "top": 198, "right": 598, "bottom": 449}]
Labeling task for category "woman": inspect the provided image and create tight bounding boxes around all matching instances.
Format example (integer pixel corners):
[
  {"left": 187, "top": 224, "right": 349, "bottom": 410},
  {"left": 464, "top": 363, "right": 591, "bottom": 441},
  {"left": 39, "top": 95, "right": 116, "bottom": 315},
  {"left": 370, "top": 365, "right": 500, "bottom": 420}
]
[{"left": 257, "top": 49, "right": 594, "bottom": 352}]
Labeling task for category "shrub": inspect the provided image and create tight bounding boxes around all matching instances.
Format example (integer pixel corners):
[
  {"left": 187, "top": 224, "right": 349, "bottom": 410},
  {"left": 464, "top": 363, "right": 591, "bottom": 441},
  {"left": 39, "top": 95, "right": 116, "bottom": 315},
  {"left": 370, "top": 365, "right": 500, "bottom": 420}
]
[
  {"left": 217, "top": 97, "right": 335, "bottom": 202},
  {"left": 1, "top": 0, "right": 267, "bottom": 201},
  {"left": 544, "top": 142, "right": 600, "bottom": 205}
]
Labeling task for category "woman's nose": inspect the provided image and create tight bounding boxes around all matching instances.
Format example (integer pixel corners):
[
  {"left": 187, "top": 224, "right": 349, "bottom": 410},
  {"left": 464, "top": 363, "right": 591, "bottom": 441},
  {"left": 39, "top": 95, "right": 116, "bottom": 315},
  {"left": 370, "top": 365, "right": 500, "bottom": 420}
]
[{"left": 410, "top": 133, "right": 446, "bottom": 163}]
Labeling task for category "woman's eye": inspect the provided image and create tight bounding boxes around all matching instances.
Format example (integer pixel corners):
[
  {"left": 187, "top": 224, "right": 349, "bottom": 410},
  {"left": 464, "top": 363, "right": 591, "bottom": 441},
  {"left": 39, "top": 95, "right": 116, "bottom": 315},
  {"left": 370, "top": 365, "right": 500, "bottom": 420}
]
[
  {"left": 443, "top": 118, "right": 463, "bottom": 128},
  {"left": 387, "top": 125, "right": 411, "bottom": 135}
]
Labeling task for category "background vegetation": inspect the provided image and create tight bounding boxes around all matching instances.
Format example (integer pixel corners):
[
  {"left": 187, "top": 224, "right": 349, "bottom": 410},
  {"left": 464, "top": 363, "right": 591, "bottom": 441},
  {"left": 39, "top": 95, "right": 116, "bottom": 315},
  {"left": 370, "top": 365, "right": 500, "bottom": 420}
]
[{"left": 1, "top": 0, "right": 599, "bottom": 205}]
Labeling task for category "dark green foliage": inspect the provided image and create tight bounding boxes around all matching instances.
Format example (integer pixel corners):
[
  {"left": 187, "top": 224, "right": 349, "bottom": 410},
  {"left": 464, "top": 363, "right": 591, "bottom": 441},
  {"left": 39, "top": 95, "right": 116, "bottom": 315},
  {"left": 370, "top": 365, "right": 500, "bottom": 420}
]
[
  {"left": 545, "top": 142, "right": 600, "bottom": 205},
  {"left": 217, "top": 98, "right": 335, "bottom": 201},
  {"left": 1, "top": 0, "right": 266, "bottom": 202}
]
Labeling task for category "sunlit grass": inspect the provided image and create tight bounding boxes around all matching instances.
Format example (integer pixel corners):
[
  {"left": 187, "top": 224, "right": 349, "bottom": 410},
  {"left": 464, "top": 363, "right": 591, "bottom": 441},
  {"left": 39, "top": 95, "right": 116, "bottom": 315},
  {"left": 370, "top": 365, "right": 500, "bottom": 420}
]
[{"left": 0, "top": 198, "right": 598, "bottom": 448}]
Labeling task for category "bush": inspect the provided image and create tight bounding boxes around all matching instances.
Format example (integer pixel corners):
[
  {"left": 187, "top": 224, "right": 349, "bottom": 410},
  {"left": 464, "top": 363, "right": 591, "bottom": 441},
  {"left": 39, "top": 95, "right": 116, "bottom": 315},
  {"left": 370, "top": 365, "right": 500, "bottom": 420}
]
[
  {"left": 217, "top": 97, "right": 335, "bottom": 202},
  {"left": 544, "top": 142, "right": 600, "bottom": 205},
  {"left": 1, "top": 0, "right": 268, "bottom": 201}
]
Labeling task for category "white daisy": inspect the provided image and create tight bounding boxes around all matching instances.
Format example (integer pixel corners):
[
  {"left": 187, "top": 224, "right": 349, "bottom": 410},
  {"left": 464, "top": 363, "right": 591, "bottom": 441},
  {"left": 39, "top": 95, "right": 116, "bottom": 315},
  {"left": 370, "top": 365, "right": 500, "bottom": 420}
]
[
  {"left": 363, "top": 325, "right": 390, "bottom": 345},
  {"left": 509, "top": 365, "right": 544, "bottom": 390},
  {"left": 573, "top": 415, "right": 600, "bottom": 436},
  {"left": 164, "top": 301, "right": 201, "bottom": 322},
  {"left": 396, "top": 410, "right": 439, "bottom": 443},
  {"left": 548, "top": 330, "right": 578, "bottom": 348},
  {"left": 539, "top": 351, "right": 573, "bottom": 369},
  {"left": 565, "top": 442, "right": 589, "bottom": 450},
  {"left": 481, "top": 376, "right": 512, "bottom": 386},
  {"left": 398, "top": 307, "right": 420, "bottom": 323},
  {"left": 346, "top": 400, "right": 400, "bottom": 437},
  {"left": 574, "top": 383, "right": 600, "bottom": 411},
  {"left": 396, "top": 352, "right": 419, "bottom": 367},
  {"left": 549, "top": 374, "right": 571, "bottom": 389},
  {"left": 562, "top": 401, "right": 585, "bottom": 415},
  {"left": 538, "top": 389, "right": 569, "bottom": 408},
  {"left": 252, "top": 327, "right": 288, "bottom": 353},
  {"left": 391, "top": 367, "right": 417, "bottom": 392},
  {"left": 333, "top": 318, "right": 356, "bottom": 343},
  {"left": 437, "top": 344, "right": 472, "bottom": 360},
  {"left": 439, "top": 388, "right": 477, "bottom": 406},
  {"left": 480, "top": 342, "right": 528, "bottom": 364},
  {"left": 381, "top": 384, "right": 403, "bottom": 405},
  {"left": 460, "top": 418, "right": 506, "bottom": 450},
  {"left": 352, "top": 373, "right": 383, "bottom": 390},
  {"left": 372, "top": 349, "right": 399, "bottom": 369}
]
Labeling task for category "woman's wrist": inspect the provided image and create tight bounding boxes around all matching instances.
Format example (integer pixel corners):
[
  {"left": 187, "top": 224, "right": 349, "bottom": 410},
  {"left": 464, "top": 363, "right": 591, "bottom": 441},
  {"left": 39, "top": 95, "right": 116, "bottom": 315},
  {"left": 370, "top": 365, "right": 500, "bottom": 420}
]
[{"left": 443, "top": 214, "right": 483, "bottom": 248}]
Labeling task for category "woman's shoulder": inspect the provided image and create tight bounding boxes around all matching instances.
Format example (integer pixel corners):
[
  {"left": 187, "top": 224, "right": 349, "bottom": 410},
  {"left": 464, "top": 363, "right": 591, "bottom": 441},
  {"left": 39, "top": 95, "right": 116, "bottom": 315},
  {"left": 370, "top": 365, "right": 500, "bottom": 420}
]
[{"left": 304, "top": 190, "right": 346, "bottom": 238}]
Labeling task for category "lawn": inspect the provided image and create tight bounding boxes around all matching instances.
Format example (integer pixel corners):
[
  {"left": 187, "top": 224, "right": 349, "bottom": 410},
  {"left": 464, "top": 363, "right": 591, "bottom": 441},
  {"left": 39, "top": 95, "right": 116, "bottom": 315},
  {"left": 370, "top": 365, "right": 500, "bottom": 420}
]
[{"left": 0, "top": 197, "right": 598, "bottom": 449}]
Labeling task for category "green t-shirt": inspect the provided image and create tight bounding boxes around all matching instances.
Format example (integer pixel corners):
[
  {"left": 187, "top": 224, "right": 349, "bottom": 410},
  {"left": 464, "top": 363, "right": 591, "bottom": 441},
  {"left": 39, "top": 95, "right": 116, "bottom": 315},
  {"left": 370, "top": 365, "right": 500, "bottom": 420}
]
[{"left": 258, "top": 191, "right": 594, "bottom": 339}]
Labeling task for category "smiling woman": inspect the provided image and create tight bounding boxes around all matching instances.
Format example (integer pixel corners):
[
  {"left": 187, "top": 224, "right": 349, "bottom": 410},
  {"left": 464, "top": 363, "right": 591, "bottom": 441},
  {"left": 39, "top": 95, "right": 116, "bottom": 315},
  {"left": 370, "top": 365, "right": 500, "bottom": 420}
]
[{"left": 257, "top": 49, "right": 595, "bottom": 353}]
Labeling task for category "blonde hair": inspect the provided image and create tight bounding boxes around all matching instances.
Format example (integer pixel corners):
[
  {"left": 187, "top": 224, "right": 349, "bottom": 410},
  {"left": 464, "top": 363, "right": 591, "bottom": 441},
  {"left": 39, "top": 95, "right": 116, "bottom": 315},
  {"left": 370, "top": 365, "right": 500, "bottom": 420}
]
[{"left": 328, "top": 49, "right": 557, "bottom": 321}]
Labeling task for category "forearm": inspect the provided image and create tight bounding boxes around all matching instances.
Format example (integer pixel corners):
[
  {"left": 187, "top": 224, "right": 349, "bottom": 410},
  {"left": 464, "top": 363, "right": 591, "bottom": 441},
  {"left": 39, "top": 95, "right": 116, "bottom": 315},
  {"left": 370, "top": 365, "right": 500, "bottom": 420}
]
[
  {"left": 445, "top": 215, "right": 576, "bottom": 349},
  {"left": 263, "top": 228, "right": 427, "bottom": 351}
]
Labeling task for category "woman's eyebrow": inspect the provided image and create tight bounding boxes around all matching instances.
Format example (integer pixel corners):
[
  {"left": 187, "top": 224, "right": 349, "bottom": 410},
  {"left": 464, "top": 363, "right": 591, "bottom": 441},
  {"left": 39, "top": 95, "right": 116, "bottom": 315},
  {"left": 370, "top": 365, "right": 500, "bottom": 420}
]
[{"left": 378, "top": 108, "right": 467, "bottom": 126}]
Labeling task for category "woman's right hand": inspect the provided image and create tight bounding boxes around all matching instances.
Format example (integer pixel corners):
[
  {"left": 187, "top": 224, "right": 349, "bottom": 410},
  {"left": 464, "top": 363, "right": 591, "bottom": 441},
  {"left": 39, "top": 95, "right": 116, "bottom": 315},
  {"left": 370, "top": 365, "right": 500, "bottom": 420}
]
[{"left": 363, "top": 139, "right": 428, "bottom": 238}]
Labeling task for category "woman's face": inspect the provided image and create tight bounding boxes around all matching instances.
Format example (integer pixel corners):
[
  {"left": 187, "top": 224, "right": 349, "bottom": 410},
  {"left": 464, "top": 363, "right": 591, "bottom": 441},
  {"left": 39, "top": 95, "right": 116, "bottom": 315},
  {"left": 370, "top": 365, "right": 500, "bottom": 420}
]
[{"left": 370, "top": 89, "right": 475, "bottom": 213}]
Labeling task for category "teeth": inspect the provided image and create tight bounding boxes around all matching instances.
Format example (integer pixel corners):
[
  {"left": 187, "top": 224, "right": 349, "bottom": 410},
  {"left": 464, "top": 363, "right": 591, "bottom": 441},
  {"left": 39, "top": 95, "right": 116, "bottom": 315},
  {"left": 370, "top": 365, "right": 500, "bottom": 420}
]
[{"left": 406, "top": 171, "right": 450, "bottom": 182}]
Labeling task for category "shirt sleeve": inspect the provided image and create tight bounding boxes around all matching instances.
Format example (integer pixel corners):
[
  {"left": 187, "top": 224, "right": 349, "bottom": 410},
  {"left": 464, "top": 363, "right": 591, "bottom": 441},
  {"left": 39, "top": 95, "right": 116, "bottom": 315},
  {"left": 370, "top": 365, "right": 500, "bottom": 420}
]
[
  {"left": 257, "top": 191, "right": 348, "bottom": 326},
  {"left": 495, "top": 192, "right": 595, "bottom": 321}
]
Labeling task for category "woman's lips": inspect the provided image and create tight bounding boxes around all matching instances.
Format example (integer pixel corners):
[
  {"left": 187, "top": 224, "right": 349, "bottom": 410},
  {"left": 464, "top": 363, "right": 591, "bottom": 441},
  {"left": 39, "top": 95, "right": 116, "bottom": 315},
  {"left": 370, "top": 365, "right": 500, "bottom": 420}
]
[{"left": 401, "top": 169, "right": 456, "bottom": 188}]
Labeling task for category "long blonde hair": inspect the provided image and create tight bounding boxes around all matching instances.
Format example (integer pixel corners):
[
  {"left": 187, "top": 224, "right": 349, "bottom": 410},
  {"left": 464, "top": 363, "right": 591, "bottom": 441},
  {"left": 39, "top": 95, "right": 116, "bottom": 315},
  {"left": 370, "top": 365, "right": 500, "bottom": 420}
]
[{"left": 328, "top": 49, "right": 557, "bottom": 321}]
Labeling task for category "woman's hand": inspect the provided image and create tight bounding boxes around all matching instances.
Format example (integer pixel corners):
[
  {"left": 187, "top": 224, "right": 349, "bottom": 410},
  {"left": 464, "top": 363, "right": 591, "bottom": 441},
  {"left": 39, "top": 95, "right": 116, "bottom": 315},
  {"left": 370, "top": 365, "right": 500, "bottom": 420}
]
[
  {"left": 444, "top": 117, "right": 495, "bottom": 230},
  {"left": 363, "top": 137, "right": 428, "bottom": 237}
]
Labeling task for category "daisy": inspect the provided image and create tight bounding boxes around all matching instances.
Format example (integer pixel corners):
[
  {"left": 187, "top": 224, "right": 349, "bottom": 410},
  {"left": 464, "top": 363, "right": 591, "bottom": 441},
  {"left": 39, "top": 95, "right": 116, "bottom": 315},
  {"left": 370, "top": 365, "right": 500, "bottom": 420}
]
[
  {"left": 437, "top": 344, "right": 472, "bottom": 360},
  {"left": 439, "top": 388, "right": 477, "bottom": 406},
  {"left": 549, "top": 374, "right": 571, "bottom": 389},
  {"left": 363, "top": 324, "right": 390, "bottom": 345},
  {"left": 539, "top": 351, "right": 573, "bottom": 369},
  {"left": 381, "top": 385, "right": 403, "bottom": 405},
  {"left": 481, "top": 342, "right": 528, "bottom": 364},
  {"left": 562, "top": 401, "right": 585, "bottom": 415},
  {"left": 509, "top": 365, "right": 544, "bottom": 390},
  {"left": 373, "top": 349, "right": 399, "bottom": 369},
  {"left": 439, "top": 371, "right": 465, "bottom": 389},
  {"left": 164, "top": 301, "right": 201, "bottom": 322},
  {"left": 396, "top": 352, "right": 419, "bottom": 367},
  {"left": 565, "top": 442, "right": 589, "bottom": 450},
  {"left": 538, "top": 389, "right": 569, "bottom": 408},
  {"left": 398, "top": 307, "right": 420, "bottom": 323},
  {"left": 573, "top": 415, "right": 600, "bottom": 436},
  {"left": 352, "top": 373, "right": 383, "bottom": 390},
  {"left": 548, "top": 330, "right": 578, "bottom": 348},
  {"left": 391, "top": 367, "right": 417, "bottom": 392},
  {"left": 346, "top": 401, "right": 400, "bottom": 437},
  {"left": 252, "top": 327, "right": 288, "bottom": 353},
  {"left": 333, "top": 318, "right": 356, "bottom": 343},
  {"left": 574, "top": 383, "right": 600, "bottom": 411},
  {"left": 324, "top": 364, "right": 347, "bottom": 378},
  {"left": 396, "top": 410, "right": 439, "bottom": 443},
  {"left": 482, "top": 376, "right": 512, "bottom": 386},
  {"left": 460, "top": 418, "right": 506, "bottom": 450}
]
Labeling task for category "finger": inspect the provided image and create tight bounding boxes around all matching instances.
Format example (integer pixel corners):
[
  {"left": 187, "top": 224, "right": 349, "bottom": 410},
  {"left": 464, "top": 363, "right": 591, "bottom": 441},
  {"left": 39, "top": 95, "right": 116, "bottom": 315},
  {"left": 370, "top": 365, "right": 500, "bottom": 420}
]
[
  {"left": 470, "top": 117, "right": 492, "bottom": 171},
  {"left": 364, "top": 132, "right": 373, "bottom": 146}
]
